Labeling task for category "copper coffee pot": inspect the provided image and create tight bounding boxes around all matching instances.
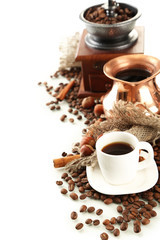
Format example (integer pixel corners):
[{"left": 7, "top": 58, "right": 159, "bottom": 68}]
[{"left": 103, "top": 54, "right": 160, "bottom": 114}]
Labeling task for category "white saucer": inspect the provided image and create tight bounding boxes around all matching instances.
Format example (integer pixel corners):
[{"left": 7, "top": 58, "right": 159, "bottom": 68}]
[{"left": 86, "top": 152, "right": 159, "bottom": 195}]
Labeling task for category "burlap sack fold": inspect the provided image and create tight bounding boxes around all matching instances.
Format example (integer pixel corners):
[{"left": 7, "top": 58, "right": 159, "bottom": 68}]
[{"left": 66, "top": 101, "right": 160, "bottom": 172}]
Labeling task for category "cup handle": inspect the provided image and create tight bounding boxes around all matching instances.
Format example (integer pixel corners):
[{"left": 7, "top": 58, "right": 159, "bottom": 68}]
[{"left": 138, "top": 141, "right": 154, "bottom": 171}]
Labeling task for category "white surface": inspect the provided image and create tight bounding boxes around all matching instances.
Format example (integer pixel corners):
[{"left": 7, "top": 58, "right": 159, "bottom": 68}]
[
  {"left": 87, "top": 151, "right": 158, "bottom": 195},
  {"left": 0, "top": 0, "right": 160, "bottom": 239}
]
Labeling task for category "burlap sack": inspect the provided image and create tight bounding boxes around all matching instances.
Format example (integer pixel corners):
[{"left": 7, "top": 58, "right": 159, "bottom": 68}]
[{"left": 66, "top": 100, "right": 160, "bottom": 172}]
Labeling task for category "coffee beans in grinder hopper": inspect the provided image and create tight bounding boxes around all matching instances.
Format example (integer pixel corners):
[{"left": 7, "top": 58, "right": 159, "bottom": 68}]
[{"left": 84, "top": 5, "right": 134, "bottom": 24}]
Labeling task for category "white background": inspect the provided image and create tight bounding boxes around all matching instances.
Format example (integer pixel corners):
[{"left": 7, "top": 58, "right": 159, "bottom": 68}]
[{"left": 0, "top": 0, "right": 160, "bottom": 239}]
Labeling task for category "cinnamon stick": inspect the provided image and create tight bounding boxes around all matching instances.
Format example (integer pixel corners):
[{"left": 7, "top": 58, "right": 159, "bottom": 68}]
[
  {"left": 53, "top": 154, "right": 80, "bottom": 168},
  {"left": 56, "top": 80, "right": 75, "bottom": 101}
]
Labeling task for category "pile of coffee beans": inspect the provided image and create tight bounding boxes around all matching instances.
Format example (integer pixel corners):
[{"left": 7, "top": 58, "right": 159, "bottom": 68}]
[
  {"left": 38, "top": 67, "right": 106, "bottom": 126},
  {"left": 39, "top": 67, "right": 159, "bottom": 238},
  {"left": 84, "top": 5, "right": 135, "bottom": 24},
  {"left": 56, "top": 139, "right": 160, "bottom": 238}
]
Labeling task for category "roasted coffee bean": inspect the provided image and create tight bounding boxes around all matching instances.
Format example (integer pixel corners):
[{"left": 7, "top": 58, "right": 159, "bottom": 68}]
[
  {"left": 80, "top": 205, "right": 87, "bottom": 212},
  {"left": 93, "top": 219, "right": 100, "bottom": 226},
  {"left": 56, "top": 105, "right": 61, "bottom": 110},
  {"left": 76, "top": 182, "right": 82, "bottom": 187},
  {"left": 61, "top": 172, "right": 68, "bottom": 179},
  {"left": 75, "top": 223, "right": 83, "bottom": 230},
  {"left": 113, "top": 228, "right": 120, "bottom": 236},
  {"left": 77, "top": 115, "right": 82, "bottom": 120},
  {"left": 133, "top": 195, "right": 140, "bottom": 202},
  {"left": 110, "top": 217, "right": 117, "bottom": 224},
  {"left": 128, "top": 213, "right": 136, "bottom": 220},
  {"left": 128, "top": 196, "right": 134, "bottom": 203},
  {"left": 46, "top": 100, "right": 55, "bottom": 106},
  {"left": 148, "top": 200, "right": 157, "bottom": 207},
  {"left": 122, "top": 209, "right": 129, "bottom": 215},
  {"left": 54, "top": 86, "right": 60, "bottom": 92},
  {"left": 142, "top": 218, "right": 150, "bottom": 225},
  {"left": 100, "top": 194, "right": 107, "bottom": 201},
  {"left": 130, "top": 210, "right": 138, "bottom": 218},
  {"left": 144, "top": 204, "right": 153, "bottom": 211},
  {"left": 137, "top": 214, "right": 143, "bottom": 221},
  {"left": 68, "top": 179, "right": 75, "bottom": 184},
  {"left": 103, "top": 219, "right": 110, "bottom": 226},
  {"left": 132, "top": 203, "right": 140, "bottom": 209},
  {"left": 117, "top": 216, "right": 124, "bottom": 224},
  {"left": 62, "top": 151, "right": 67, "bottom": 157},
  {"left": 61, "top": 188, "right": 68, "bottom": 195},
  {"left": 65, "top": 176, "right": 72, "bottom": 182},
  {"left": 60, "top": 114, "right": 67, "bottom": 121},
  {"left": 50, "top": 105, "right": 55, "bottom": 110},
  {"left": 74, "top": 177, "right": 81, "bottom": 184},
  {"left": 88, "top": 206, "right": 95, "bottom": 213},
  {"left": 138, "top": 200, "right": 145, "bottom": 207},
  {"left": 113, "top": 197, "right": 121, "bottom": 204},
  {"left": 81, "top": 177, "right": 88, "bottom": 183},
  {"left": 85, "top": 218, "right": 92, "bottom": 225},
  {"left": 71, "top": 211, "right": 78, "bottom": 220},
  {"left": 68, "top": 108, "right": 73, "bottom": 113},
  {"left": 133, "top": 220, "right": 141, "bottom": 226},
  {"left": 106, "top": 224, "right": 114, "bottom": 231},
  {"left": 56, "top": 180, "right": 63, "bottom": 186},
  {"left": 84, "top": 120, "right": 90, "bottom": 125},
  {"left": 86, "top": 191, "right": 93, "bottom": 197},
  {"left": 122, "top": 200, "right": 129, "bottom": 207},
  {"left": 93, "top": 192, "right": 100, "bottom": 200},
  {"left": 130, "top": 207, "right": 138, "bottom": 214},
  {"left": 78, "top": 186, "right": 85, "bottom": 193},
  {"left": 96, "top": 209, "right": 103, "bottom": 216},
  {"left": 143, "top": 211, "right": 151, "bottom": 219},
  {"left": 84, "top": 183, "right": 92, "bottom": 190},
  {"left": 155, "top": 185, "right": 160, "bottom": 192},
  {"left": 104, "top": 198, "right": 113, "bottom": 205},
  {"left": 79, "top": 171, "right": 86, "bottom": 178},
  {"left": 100, "top": 232, "right": 109, "bottom": 240},
  {"left": 117, "top": 205, "right": 123, "bottom": 213},
  {"left": 70, "top": 192, "right": 78, "bottom": 200},
  {"left": 120, "top": 222, "right": 128, "bottom": 231},
  {"left": 134, "top": 224, "right": 141, "bottom": 233},
  {"left": 121, "top": 195, "right": 128, "bottom": 201},
  {"left": 73, "top": 110, "right": 78, "bottom": 115},
  {"left": 123, "top": 214, "right": 130, "bottom": 222},
  {"left": 69, "top": 118, "right": 74, "bottom": 123},
  {"left": 71, "top": 172, "right": 79, "bottom": 178},
  {"left": 79, "top": 194, "right": 87, "bottom": 200},
  {"left": 139, "top": 207, "right": 147, "bottom": 214},
  {"left": 154, "top": 192, "right": 160, "bottom": 200},
  {"left": 149, "top": 210, "right": 157, "bottom": 217},
  {"left": 82, "top": 128, "right": 87, "bottom": 134},
  {"left": 68, "top": 184, "right": 75, "bottom": 191}
]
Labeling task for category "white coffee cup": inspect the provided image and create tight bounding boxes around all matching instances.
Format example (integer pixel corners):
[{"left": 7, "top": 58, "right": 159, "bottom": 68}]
[{"left": 96, "top": 131, "right": 154, "bottom": 185}]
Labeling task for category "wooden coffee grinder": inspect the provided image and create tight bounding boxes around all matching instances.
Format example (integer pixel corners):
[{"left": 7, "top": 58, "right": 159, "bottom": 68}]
[{"left": 76, "top": 1, "right": 144, "bottom": 98}]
